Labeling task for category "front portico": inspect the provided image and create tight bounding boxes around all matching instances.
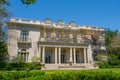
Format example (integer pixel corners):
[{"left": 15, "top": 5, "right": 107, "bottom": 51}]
[{"left": 38, "top": 43, "right": 95, "bottom": 70}]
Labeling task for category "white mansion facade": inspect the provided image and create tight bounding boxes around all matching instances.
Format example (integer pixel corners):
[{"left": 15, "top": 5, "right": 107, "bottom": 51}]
[{"left": 7, "top": 18, "right": 106, "bottom": 70}]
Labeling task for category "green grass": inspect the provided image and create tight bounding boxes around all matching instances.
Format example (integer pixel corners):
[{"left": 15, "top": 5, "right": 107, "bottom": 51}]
[{"left": 1, "top": 68, "right": 120, "bottom": 80}]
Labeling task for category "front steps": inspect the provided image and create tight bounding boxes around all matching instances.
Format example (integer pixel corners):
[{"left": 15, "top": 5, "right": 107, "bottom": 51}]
[{"left": 41, "top": 63, "right": 99, "bottom": 70}]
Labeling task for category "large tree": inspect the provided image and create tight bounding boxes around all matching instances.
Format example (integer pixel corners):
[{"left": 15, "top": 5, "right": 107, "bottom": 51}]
[
  {"left": 105, "top": 29, "right": 118, "bottom": 53},
  {"left": 0, "top": 0, "right": 37, "bottom": 68},
  {"left": 0, "top": 0, "right": 9, "bottom": 68}
]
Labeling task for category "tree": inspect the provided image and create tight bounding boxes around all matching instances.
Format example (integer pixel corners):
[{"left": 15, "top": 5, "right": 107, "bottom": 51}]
[
  {"left": 0, "top": 40, "right": 7, "bottom": 68},
  {"left": 105, "top": 29, "right": 118, "bottom": 53},
  {"left": 31, "top": 55, "right": 41, "bottom": 63},
  {"left": 21, "top": 0, "right": 37, "bottom": 5},
  {"left": 105, "top": 29, "right": 116, "bottom": 47},
  {"left": 96, "top": 54, "right": 107, "bottom": 61},
  {"left": 108, "top": 54, "right": 119, "bottom": 65},
  {"left": 11, "top": 55, "right": 25, "bottom": 70},
  {"left": 12, "top": 55, "right": 24, "bottom": 63},
  {"left": 31, "top": 55, "right": 41, "bottom": 70},
  {"left": 0, "top": 0, "right": 37, "bottom": 68},
  {"left": 0, "top": 0, "right": 9, "bottom": 68}
]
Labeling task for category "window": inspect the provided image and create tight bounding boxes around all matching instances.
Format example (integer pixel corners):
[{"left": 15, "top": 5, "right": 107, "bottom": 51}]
[
  {"left": 56, "top": 34, "right": 61, "bottom": 41},
  {"left": 64, "top": 35, "right": 68, "bottom": 42},
  {"left": 18, "top": 49, "right": 29, "bottom": 62},
  {"left": 61, "top": 50, "right": 66, "bottom": 63},
  {"left": 20, "top": 30, "right": 29, "bottom": 41},
  {"left": 46, "top": 33, "right": 51, "bottom": 41},
  {"left": 73, "top": 37, "right": 76, "bottom": 43},
  {"left": 45, "top": 50, "right": 52, "bottom": 63}
]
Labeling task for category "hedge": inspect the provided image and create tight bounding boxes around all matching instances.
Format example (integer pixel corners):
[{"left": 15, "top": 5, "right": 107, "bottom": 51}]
[{"left": 0, "top": 69, "right": 120, "bottom": 80}]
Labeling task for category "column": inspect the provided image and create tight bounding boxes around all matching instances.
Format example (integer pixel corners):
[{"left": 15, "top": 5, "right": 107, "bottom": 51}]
[
  {"left": 73, "top": 48, "right": 76, "bottom": 63},
  {"left": 84, "top": 48, "right": 87, "bottom": 63},
  {"left": 55, "top": 47, "right": 57, "bottom": 64},
  {"left": 58, "top": 47, "right": 61, "bottom": 64},
  {"left": 27, "top": 53, "right": 29, "bottom": 62},
  {"left": 42, "top": 46, "right": 45, "bottom": 63},
  {"left": 39, "top": 46, "right": 41, "bottom": 62},
  {"left": 70, "top": 47, "right": 72, "bottom": 62}
]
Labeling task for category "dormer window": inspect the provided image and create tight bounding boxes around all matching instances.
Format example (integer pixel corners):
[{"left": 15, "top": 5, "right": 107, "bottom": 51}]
[
  {"left": 45, "top": 18, "right": 52, "bottom": 24},
  {"left": 57, "top": 20, "right": 64, "bottom": 26},
  {"left": 69, "top": 21, "right": 77, "bottom": 27}
]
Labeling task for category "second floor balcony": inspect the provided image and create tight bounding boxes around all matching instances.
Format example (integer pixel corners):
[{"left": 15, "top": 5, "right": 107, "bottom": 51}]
[
  {"left": 17, "top": 38, "right": 31, "bottom": 44},
  {"left": 40, "top": 37, "right": 94, "bottom": 43}
]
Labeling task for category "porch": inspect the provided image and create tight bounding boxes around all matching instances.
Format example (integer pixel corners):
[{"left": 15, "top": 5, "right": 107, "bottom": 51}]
[{"left": 37, "top": 45, "right": 95, "bottom": 70}]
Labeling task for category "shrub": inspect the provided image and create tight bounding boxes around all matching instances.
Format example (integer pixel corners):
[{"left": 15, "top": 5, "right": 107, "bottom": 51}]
[
  {"left": 1, "top": 70, "right": 120, "bottom": 80},
  {"left": 5, "top": 62, "right": 12, "bottom": 70},
  {"left": 96, "top": 61, "right": 110, "bottom": 68},
  {"left": 108, "top": 54, "right": 119, "bottom": 65}
]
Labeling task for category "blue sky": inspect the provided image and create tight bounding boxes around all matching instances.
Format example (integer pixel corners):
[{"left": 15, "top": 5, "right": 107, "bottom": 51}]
[{"left": 8, "top": 0, "right": 120, "bottom": 31}]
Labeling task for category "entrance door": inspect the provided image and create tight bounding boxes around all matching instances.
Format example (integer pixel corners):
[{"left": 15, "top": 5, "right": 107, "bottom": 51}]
[
  {"left": 45, "top": 50, "right": 52, "bottom": 63},
  {"left": 61, "top": 53, "right": 66, "bottom": 63}
]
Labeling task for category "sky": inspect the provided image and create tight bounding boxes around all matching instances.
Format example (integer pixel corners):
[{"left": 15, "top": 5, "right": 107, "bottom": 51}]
[{"left": 8, "top": 0, "right": 120, "bottom": 31}]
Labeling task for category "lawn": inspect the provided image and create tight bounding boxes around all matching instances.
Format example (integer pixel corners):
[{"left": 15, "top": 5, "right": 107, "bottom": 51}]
[{"left": 0, "top": 68, "right": 120, "bottom": 80}]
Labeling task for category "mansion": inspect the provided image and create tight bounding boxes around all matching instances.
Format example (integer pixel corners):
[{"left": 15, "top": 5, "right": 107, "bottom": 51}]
[{"left": 7, "top": 18, "right": 106, "bottom": 70}]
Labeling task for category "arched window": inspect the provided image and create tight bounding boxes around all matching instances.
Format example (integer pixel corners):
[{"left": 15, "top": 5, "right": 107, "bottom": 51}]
[
  {"left": 21, "top": 49, "right": 27, "bottom": 52},
  {"left": 18, "top": 49, "right": 28, "bottom": 62}
]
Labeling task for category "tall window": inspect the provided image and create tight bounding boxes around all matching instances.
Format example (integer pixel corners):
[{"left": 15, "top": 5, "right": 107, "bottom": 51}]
[
  {"left": 61, "top": 50, "right": 66, "bottom": 63},
  {"left": 73, "top": 37, "right": 76, "bottom": 43},
  {"left": 20, "top": 30, "right": 29, "bottom": 41},
  {"left": 56, "top": 34, "right": 61, "bottom": 41},
  {"left": 45, "top": 50, "right": 52, "bottom": 63},
  {"left": 18, "top": 49, "right": 29, "bottom": 62},
  {"left": 46, "top": 33, "right": 51, "bottom": 41}
]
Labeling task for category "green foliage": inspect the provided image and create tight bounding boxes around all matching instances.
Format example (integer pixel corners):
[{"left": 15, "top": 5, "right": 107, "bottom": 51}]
[
  {"left": 1, "top": 70, "right": 120, "bottom": 80},
  {"left": 96, "top": 61, "right": 110, "bottom": 68},
  {"left": 96, "top": 54, "right": 102, "bottom": 61},
  {"left": 11, "top": 55, "right": 25, "bottom": 70},
  {"left": 31, "top": 55, "right": 41, "bottom": 70},
  {"left": 0, "top": 0, "right": 9, "bottom": 17},
  {"left": 108, "top": 54, "right": 119, "bottom": 65},
  {"left": 31, "top": 55, "right": 40, "bottom": 63},
  {"left": 21, "top": 0, "right": 37, "bottom": 5},
  {"left": 12, "top": 55, "right": 24, "bottom": 64},
  {"left": 0, "top": 41, "right": 7, "bottom": 68},
  {"left": 0, "top": 62, "right": 41, "bottom": 70},
  {"left": 105, "top": 29, "right": 117, "bottom": 47}
]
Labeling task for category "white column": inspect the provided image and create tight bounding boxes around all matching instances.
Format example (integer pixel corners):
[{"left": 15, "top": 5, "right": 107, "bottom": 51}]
[
  {"left": 27, "top": 53, "right": 29, "bottom": 62},
  {"left": 70, "top": 47, "right": 72, "bottom": 62},
  {"left": 59, "top": 47, "right": 61, "bottom": 64},
  {"left": 73, "top": 48, "right": 76, "bottom": 63},
  {"left": 84, "top": 48, "right": 87, "bottom": 63},
  {"left": 86, "top": 48, "right": 88, "bottom": 63},
  {"left": 42, "top": 46, "right": 45, "bottom": 63},
  {"left": 55, "top": 47, "right": 57, "bottom": 64},
  {"left": 39, "top": 46, "right": 41, "bottom": 62}
]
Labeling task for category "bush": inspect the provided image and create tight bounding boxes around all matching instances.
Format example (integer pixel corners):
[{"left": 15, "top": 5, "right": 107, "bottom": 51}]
[
  {"left": 1, "top": 70, "right": 120, "bottom": 80},
  {"left": 96, "top": 61, "right": 110, "bottom": 68},
  {"left": 108, "top": 54, "right": 119, "bottom": 65},
  {"left": 5, "top": 62, "right": 12, "bottom": 70},
  {"left": 0, "top": 62, "right": 41, "bottom": 70}
]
